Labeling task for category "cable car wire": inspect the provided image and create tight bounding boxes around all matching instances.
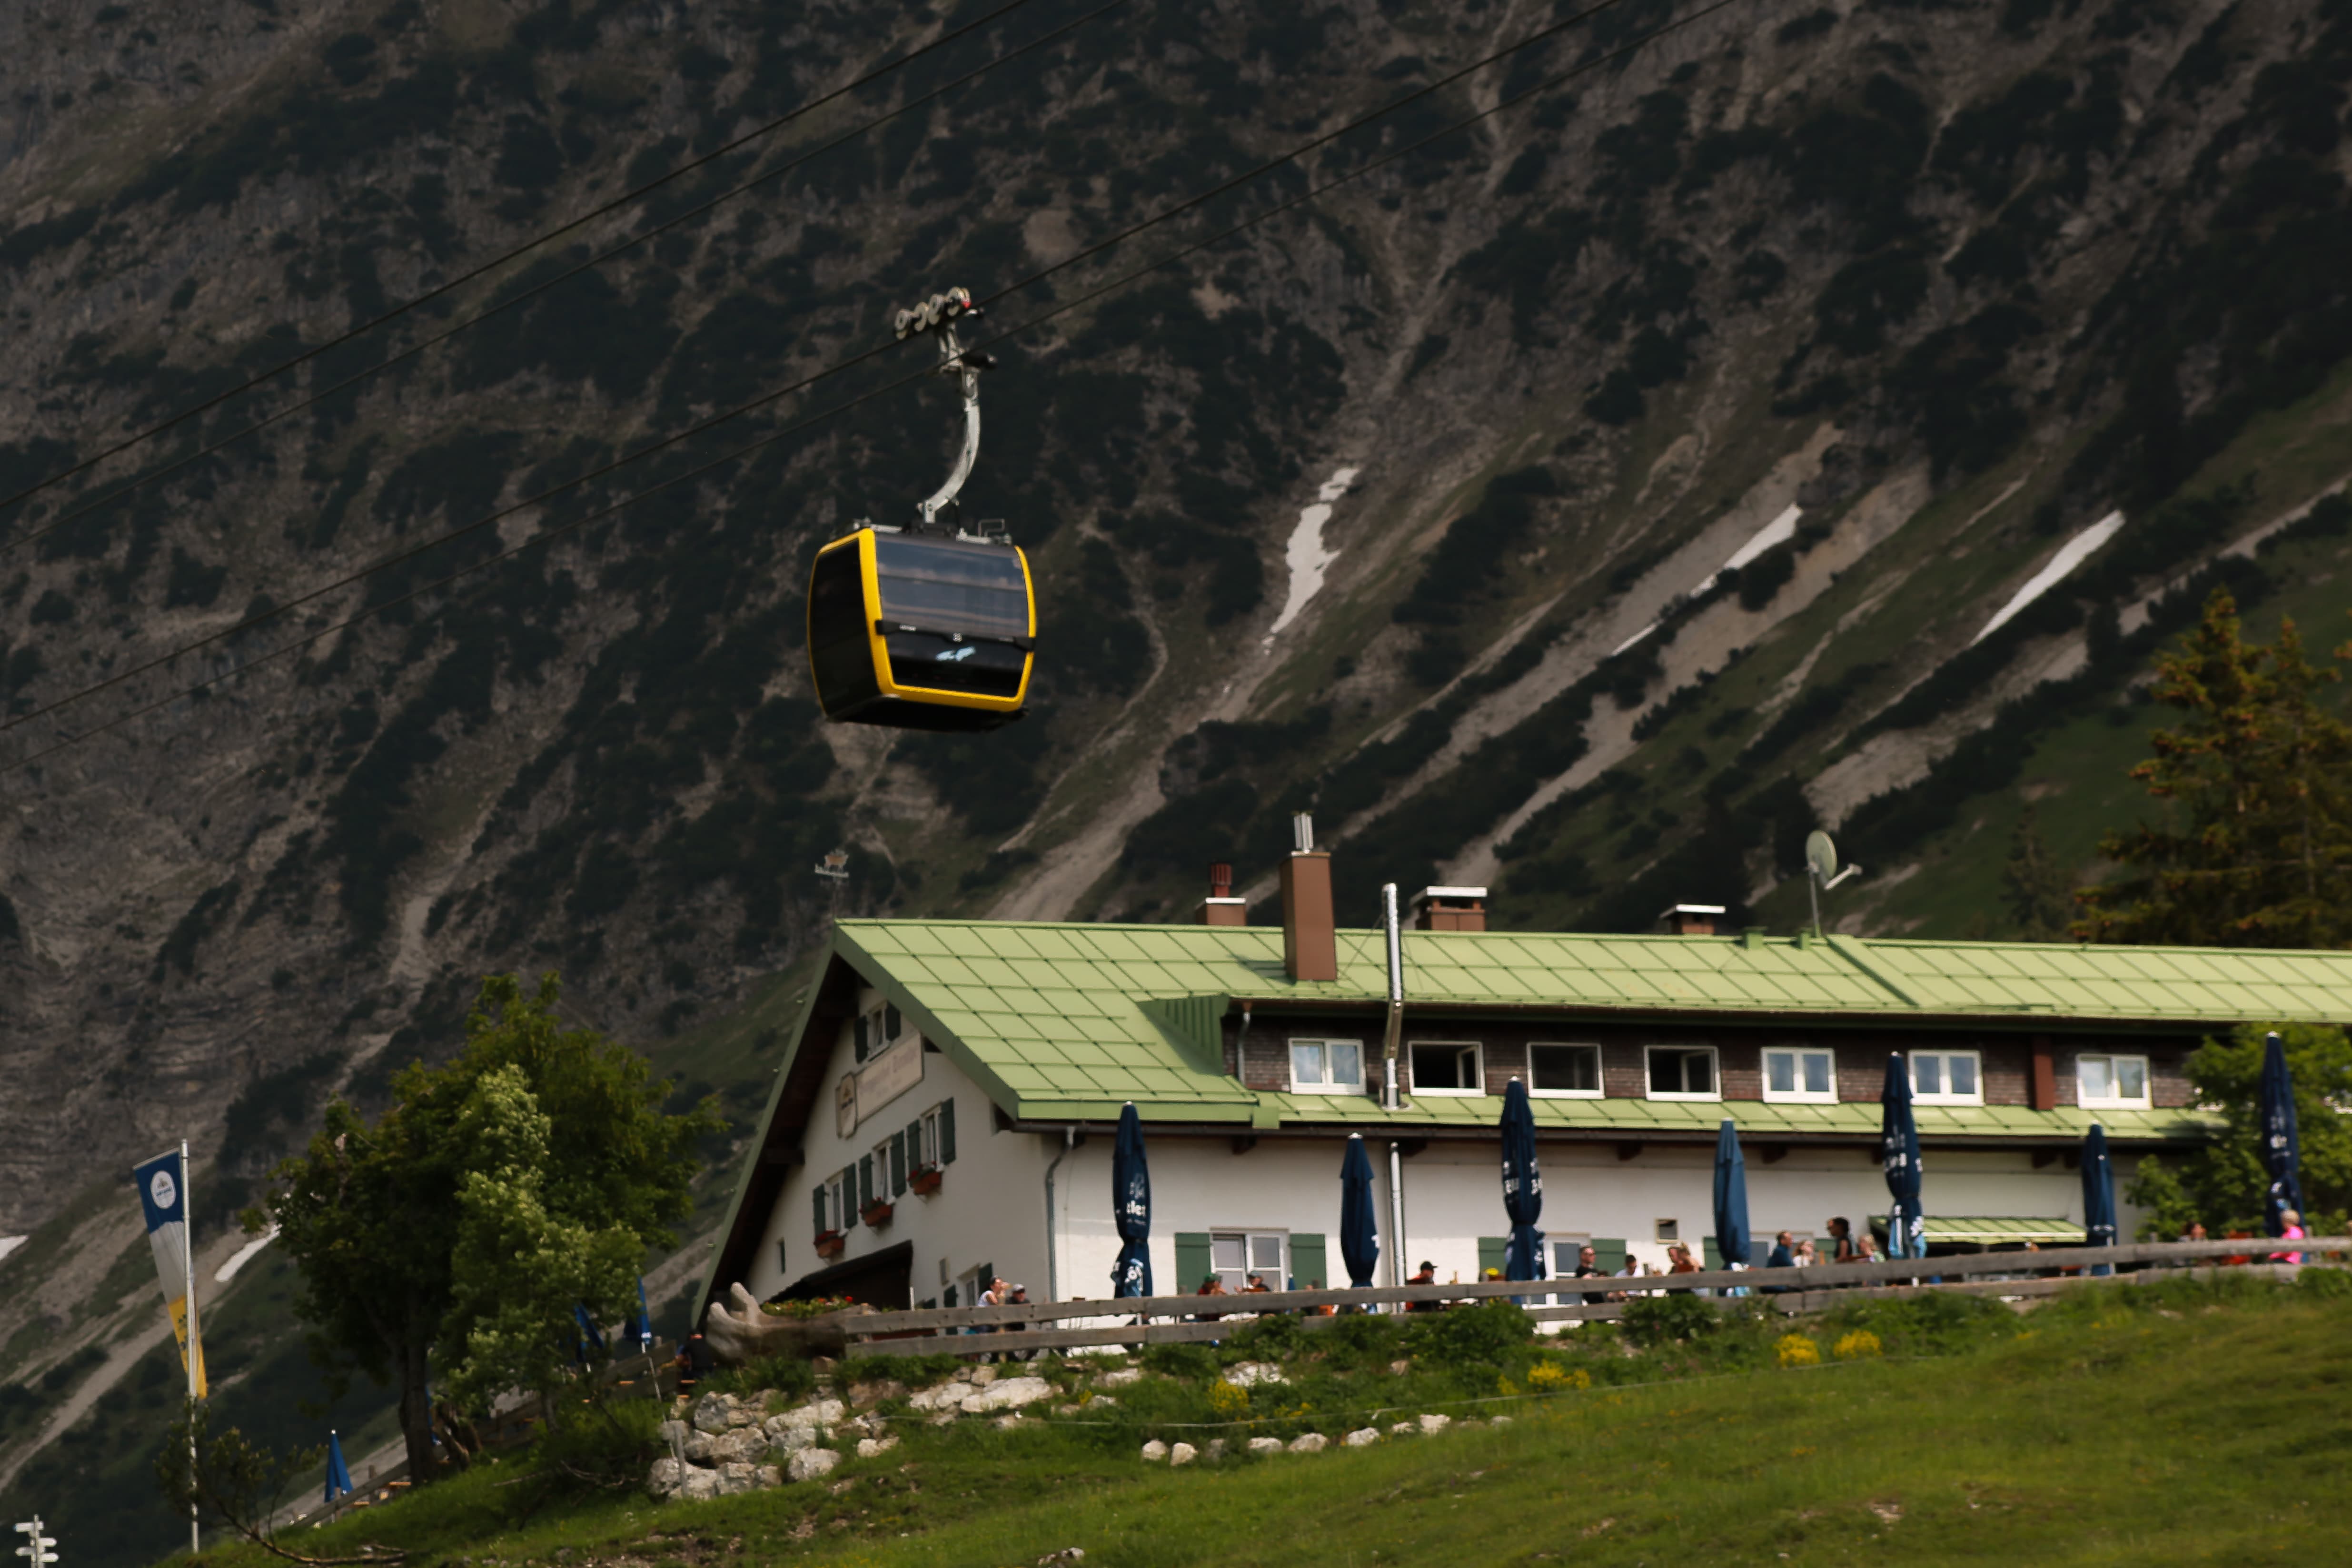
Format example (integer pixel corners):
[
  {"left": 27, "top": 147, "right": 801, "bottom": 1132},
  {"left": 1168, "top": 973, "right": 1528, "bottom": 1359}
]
[
  {"left": 2, "top": 0, "right": 1750, "bottom": 777},
  {"left": 0, "top": 0, "right": 1662, "bottom": 739},
  {"left": 0, "top": 0, "right": 1133, "bottom": 563},
  {"left": 0, "top": 0, "right": 1045, "bottom": 534},
  {"left": 4, "top": 0, "right": 1610, "bottom": 562}
]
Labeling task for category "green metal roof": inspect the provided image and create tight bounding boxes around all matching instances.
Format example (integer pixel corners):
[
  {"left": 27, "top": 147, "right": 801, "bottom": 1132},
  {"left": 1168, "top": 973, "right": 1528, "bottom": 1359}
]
[{"left": 832, "top": 919, "right": 2341, "bottom": 1136}]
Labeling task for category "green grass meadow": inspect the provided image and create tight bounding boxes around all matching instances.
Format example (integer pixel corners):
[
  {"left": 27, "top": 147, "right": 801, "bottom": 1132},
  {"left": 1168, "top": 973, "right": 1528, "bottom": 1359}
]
[{"left": 210, "top": 1271, "right": 2351, "bottom": 1568}]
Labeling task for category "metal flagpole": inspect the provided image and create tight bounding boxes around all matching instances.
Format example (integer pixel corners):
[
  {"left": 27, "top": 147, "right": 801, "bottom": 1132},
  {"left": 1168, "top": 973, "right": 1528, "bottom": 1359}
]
[{"left": 180, "top": 1140, "right": 198, "bottom": 1557}]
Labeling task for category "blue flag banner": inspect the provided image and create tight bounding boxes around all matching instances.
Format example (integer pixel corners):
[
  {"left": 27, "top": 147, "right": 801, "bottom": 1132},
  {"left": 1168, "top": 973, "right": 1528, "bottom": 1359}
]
[{"left": 133, "top": 1148, "right": 207, "bottom": 1397}]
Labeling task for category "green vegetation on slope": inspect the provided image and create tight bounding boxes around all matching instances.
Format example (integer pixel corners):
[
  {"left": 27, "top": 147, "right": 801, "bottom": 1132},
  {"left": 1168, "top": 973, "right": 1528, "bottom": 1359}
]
[{"left": 188, "top": 1270, "right": 2352, "bottom": 1568}]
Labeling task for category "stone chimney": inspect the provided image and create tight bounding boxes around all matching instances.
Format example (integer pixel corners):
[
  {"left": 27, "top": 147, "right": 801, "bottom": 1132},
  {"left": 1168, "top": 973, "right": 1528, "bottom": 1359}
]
[
  {"left": 1411, "top": 886, "right": 1488, "bottom": 932},
  {"left": 1196, "top": 862, "right": 1248, "bottom": 927},
  {"left": 1280, "top": 815, "right": 1337, "bottom": 982},
  {"left": 1659, "top": 903, "right": 1726, "bottom": 937}
]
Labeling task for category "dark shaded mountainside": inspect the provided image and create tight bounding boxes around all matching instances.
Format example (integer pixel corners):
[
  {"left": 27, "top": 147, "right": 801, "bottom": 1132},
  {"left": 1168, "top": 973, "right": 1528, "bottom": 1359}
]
[{"left": 7, "top": 0, "right": 2352, "bottom": 1557}]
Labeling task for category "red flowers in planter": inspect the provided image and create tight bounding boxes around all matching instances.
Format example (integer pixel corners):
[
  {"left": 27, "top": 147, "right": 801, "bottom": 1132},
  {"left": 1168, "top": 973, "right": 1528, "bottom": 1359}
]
[
  {"left": 909, "top": 1164, "right": 944, "bottom": 1196},
  {"left": 814, "top": 1228, "right": 846, "bottom": 1259},
  {"left": 859, "top": 1199, "right": 894, "bottom": 1229}
]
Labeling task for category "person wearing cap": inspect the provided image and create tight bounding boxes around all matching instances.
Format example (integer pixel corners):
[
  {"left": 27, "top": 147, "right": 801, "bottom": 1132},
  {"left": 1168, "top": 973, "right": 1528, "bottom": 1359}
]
[{"left": 1406, "top": 1260, "right": 1440, "bottom": 1312}]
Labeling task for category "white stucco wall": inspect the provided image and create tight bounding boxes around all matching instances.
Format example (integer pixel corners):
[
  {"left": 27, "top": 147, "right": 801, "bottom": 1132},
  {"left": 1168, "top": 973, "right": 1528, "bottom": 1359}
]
[
  {"left": 732, "top": 983, "right": 2145, "bottom": 1307},
  {"left": 742, "top": 983, "right": 1057, "bottom": 1305}
]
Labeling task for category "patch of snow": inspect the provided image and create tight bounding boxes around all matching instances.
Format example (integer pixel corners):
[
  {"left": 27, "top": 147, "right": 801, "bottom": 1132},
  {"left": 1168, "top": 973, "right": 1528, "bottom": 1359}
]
[
  {"left": 1972, "top": 511, "right": 2124, "bottom": 645},
  {"left": 1690, "top": 503, "right": 1804, "bottom": 598},
  {"left": 0, "top": 1237, "right": 25, "bottom": 1265},
  {"left": 214, "top": 1225, "right": 279, "bottom": 1283},
  {"left": 1265, "top": 467, "right": 1359, "bottom": 639},
  {"left": 1613, "top": 505, "right": 1805, "bottom": 658}
]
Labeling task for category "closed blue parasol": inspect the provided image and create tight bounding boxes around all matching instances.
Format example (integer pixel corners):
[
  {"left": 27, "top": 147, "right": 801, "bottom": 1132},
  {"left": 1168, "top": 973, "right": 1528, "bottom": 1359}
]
[
  {"left": 2081, "top": 1123, "right": 2118, "bottom": 1277},
  {"left": 1880, "top": 1053, "right": 1924, "bottom": 1260},
  {"left": 1340, "top": 1133, "right": 1380, "bottom": 1290},
  {"left": 1111, "top": 1102, "right": 1152, "bottom": 1298},
  {"left": 1499, "top": 1079, "right": 1544, "bottom": 1282},
  {"left": 2259, "top": 1032, "right": 2306, "bottom": 1237},
  {"left": 1712, "top": 1119, "right": 1751, "bottom": 1278},
  {"left": 325, "top": 1429, "right": 354, "bottom": 1504}
]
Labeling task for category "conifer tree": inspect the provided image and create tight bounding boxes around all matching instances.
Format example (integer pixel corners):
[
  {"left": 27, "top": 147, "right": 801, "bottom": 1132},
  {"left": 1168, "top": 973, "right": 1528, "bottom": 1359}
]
[
  {"left": 2000, "top": 803, "right": 2075, "bottom": 940},
  {"left": 2076, "top": 590, "right": 2352, "bottom": 946}
]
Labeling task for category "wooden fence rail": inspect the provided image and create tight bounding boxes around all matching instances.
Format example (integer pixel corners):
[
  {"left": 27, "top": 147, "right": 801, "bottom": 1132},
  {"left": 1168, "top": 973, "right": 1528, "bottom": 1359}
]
[{"left": 836, "top": 1236, "right": 2346, "bottom": 1361}]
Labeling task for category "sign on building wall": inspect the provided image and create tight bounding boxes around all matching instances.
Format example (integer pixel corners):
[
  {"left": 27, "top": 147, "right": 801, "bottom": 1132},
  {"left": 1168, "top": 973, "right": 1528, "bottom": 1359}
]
[{"left": 837, "top": 1036, "right": 925, "bottom": 1138}]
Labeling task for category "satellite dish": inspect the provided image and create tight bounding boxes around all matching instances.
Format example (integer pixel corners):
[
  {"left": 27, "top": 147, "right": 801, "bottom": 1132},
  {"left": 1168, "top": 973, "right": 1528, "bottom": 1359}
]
[{"left": 1805, "top": 830, "right": 1838, "bottom": 884}]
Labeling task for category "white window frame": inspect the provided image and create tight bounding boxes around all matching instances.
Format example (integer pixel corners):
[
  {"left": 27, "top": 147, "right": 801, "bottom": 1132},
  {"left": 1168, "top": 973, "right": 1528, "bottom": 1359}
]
[
  {"left": 820, "top": 1170, "right": 850, "bottom": 1234},
  {"left": 1210, "top": 1229, "right": 1289, "bottom": 1293},
  {"left": 1909, "top": 1049, "right": 1985, "bottom": 1105},
  {"left": 1761, "top": 1045, "right": 1837, "bottom": 1104},
  {"left": 2076, "top": 1052, "right": 2152, "bottom": 1109},
  {"left": 912, "top": 1103, "right": 944, "bottom": 1171},
  {"left": 1526, "top": 1042, "right": 1604, "bottom": 1099},
  {"left": 1408, "top": 1040, "right": 1486, "bottom": 1097},
  {"left": 1287, "top": 1038, "right": 1366, "bottom": 1094},
  {"left": 1644, "top": 1044, "right": 1720, "bottom": 1102}
]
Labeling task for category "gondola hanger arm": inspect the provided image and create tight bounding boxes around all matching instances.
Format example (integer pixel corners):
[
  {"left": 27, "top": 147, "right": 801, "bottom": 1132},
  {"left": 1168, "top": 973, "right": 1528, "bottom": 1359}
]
[{"left": 893, "top": 287, "right": 995, "bottom": 532}]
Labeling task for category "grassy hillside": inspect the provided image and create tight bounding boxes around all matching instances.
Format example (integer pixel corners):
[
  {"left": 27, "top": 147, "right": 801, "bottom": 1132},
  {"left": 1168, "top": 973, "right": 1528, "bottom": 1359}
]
[{"left": 181, "top": 1270, "right": 2352, "bottom": 1568}]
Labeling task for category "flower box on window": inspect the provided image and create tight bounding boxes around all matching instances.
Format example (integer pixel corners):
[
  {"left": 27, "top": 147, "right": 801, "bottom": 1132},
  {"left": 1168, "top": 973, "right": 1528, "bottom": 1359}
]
[
  {"left": 859, "top": 1199, "right": 895, "bottom": 1229},
  {"left": 813, "top": 1228, "right": 846, "bottom": 1260},
  {"left": 909, "top": 1163, "right": 944, "bottom": 1196}
]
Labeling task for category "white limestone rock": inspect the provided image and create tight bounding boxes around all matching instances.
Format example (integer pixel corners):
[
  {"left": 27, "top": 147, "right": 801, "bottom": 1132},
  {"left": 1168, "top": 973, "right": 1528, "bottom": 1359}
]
[
  {"left": 908, "top": 1382, "right": 974, "bottom": 1412},
  {"left": 1390, "top": 1421, "right": 1417, "bottom": 1437},
  {"left": 1288, "top": 1433, "right": 1328, "bottom": 1453},
  {"left": 970, "top": 1367, "right": 999, "bottom": 1385},
  {"left": 959, "top": 1376, "right": 1053, "bottom": 1414},
  {"left": 787, "top": 1447, "right": 841, "bottom": 1482},
  {"left": 1344, "top": 1428, "right": 1380, "bottom": 1448},
  {"left": 1205, "top": 1439, "right": 1228, "bottom": 1460},
  {"left": 678, "top": 1466, "right": 721, "bottom": 1502},
  {"left": 771, "top": 1398, "right": 847, "bottom": 1432},
  {"left": 1491, "top": 1416, "right": 1513, "bottom": 1427},
  {"left": 1246, "top": 1437, "right": 1283, "bottom": 1455},
  {"left": 689, "top": 1393, "right": 739, "bottom": 1435},
  {"left": 714, "top": 1462, "right": 764, "bottom": 1497},
  {"left": 1169, "top": 1442, "right": 1198, "bottom": 1467},
  {"left": 765, "top": 1425, "right": 816, "bottom": 1456},
  {"left": 707, "top": 1428, "right": 769, "bottom": 1465},
  {"left": 1224, "top": 1361, "right": 1285, "bottom": 1388},
  {"left": 1140, "top": 1440, "right": 1169, "bottom": 1462},
  {"left": 855, "top": 1436, "right": 900, "bottom": 1459},
  {"left": 1418, "top": 1413, "right": 1451, "bottom": 1434},
  {"left": 646, "top": 1457, "right": 686, "bottom": 1499},
  {"left": 1097, "top": 1368, "right": 1144, "bottom": 1388}
]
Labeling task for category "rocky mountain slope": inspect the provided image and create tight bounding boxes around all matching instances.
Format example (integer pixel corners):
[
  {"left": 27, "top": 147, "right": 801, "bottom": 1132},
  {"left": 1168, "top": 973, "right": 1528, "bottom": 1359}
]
[{"left": 6, "top": 0, "right": 2352, "bottom": 1552}]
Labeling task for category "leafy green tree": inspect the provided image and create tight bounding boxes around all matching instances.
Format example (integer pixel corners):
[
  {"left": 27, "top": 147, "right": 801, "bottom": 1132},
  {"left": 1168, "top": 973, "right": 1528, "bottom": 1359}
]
[
  {"left": 252, "top": 974, "right": 717, "bottom": 1482},
  {"left": 2077, "top": 591, "right": 2352, "bottom": 944},
  {"left": 2000, "top": 803, "right": 2075, "bottom": 939},
  {"left": 156, "top": 1401, "right": 393, "bottom": 1566},
  {"left": 2125, "top": 1022, "right": 2352, "bottom": 1233}
]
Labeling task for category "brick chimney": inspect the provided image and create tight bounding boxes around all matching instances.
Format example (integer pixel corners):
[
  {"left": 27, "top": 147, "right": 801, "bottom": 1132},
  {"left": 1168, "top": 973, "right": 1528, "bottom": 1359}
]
[
  {"left": 1196, "top": 862, "right": 1248, "bottom": 927},
  {"left": 1660, "top": 903, "right": 1726, "bottom": 936},
  {"left": 1280, "top": 815, "right": 1337, "bottom": 982},
  {"left": 1411, "top": 886, "right": 1488, "bottom": 932}
]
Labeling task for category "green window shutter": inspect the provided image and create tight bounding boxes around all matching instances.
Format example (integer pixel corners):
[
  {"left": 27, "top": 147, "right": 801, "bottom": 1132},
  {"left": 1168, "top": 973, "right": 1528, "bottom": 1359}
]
[
  {"left": 939, "top": 1098, "right": 957, "bottom": 1163},
  {"left": 1702, "top": 1238, "right": 1724, "bottom": 1271},
  {"left": 1289, "top": 1233, "right": 1327, "bottom": 1291},
  {"left": 854, "top": 1014, "right": 870, "bottom": 1063},
  {"left": 858, "top": 1155, "right": 873, "bottom": 1214},
  {"left": 776, "top": 1240, "right": 788, "bottom": 1276},
  {"left": 906, "top": 1118, "right": 924, "bottom": 1169},
  {"left": 1477, "top": 1237, "right": 1508, "bottom": 1279},
  {"left": 1593, "top": 1238, "right": 1628, "bottom": 1274},
  {"left": 1174, "top": 1232, "right": 1212, "bottom": 1293},
  {"left": 812, "top": 1187, "right": 827, "bottom": 1235},
  {"left": 891, "top": 1131, "right": 907, "bottom": 1195}
]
